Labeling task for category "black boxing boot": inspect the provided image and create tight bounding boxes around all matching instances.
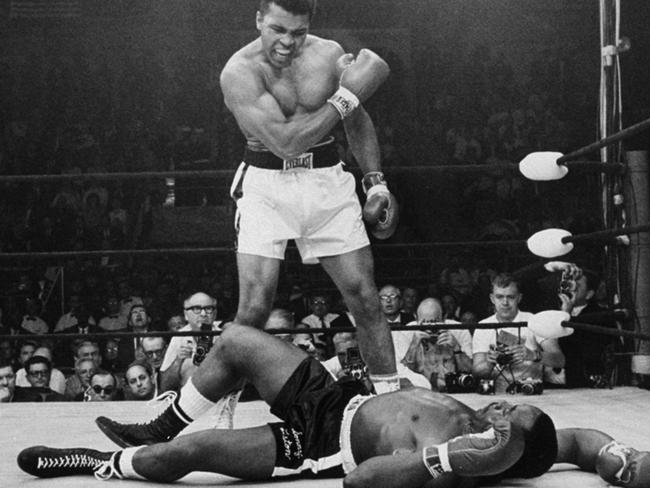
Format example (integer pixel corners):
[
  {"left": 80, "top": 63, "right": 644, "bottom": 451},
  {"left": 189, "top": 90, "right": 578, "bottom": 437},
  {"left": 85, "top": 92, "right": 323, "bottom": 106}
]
[
  {"left": 96, "top": 400, "right": 192, "bottom": 448},
  {"left": 18, "top": 446, "right": 122, "bottom": 480}
]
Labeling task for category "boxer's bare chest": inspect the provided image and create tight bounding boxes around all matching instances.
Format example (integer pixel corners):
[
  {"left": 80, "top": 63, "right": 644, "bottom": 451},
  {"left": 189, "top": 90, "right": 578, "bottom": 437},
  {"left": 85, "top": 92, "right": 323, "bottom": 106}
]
[{"left": 261, "top": 58, "right": 333, "bottom": 117}]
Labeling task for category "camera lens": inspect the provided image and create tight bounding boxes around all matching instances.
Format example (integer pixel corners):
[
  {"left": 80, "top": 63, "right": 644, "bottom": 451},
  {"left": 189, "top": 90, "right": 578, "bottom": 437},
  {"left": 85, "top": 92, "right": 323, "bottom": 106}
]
[{"left": 458, "top": 374, "right": 475, "bottom": 389}]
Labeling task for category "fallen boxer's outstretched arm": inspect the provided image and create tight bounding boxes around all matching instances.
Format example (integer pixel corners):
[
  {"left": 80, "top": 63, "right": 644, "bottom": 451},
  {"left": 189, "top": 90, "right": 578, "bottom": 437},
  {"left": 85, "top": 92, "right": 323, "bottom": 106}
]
[{"left": 556, "top": 428, "right": 650, "bottom": 487}]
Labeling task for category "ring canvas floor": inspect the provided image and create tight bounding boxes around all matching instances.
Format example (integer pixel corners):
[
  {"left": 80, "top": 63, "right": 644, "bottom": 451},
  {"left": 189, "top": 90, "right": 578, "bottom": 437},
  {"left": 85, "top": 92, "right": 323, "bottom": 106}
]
[{"left": 3, "top": 387, "right": 649, "bottom": 487}]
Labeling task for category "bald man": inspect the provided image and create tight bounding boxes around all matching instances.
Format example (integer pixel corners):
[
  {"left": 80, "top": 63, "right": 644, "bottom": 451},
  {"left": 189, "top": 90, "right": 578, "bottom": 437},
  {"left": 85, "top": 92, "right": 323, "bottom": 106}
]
[
  {"left": 414, "top": 298, "right": 473, "bottom": 370},
  {"left": 397, "top": 298, "right": 473, "bottom": 390}
]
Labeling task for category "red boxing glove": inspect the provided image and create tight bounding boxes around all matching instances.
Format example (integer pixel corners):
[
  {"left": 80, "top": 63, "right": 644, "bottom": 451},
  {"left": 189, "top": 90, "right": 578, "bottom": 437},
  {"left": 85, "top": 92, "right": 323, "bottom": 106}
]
[
  {"left": 596, "top": 441, "right": 650, "bottom": 487},
  {"left": 362, "top": 172, "right": 399, "bottom": 239},
  {"left": 423, "top": 419, "right": 524, "bottom": 479}
]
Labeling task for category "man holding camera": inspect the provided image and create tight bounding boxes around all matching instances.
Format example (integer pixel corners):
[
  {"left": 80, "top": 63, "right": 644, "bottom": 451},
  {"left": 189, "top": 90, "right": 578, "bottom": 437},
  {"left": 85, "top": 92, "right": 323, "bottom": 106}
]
[
  {"left": 472, "top": 273, "right": 564, "bottom": 394},
  {"left": 158, "top": 292, "right": 222, "bottom": 393}
]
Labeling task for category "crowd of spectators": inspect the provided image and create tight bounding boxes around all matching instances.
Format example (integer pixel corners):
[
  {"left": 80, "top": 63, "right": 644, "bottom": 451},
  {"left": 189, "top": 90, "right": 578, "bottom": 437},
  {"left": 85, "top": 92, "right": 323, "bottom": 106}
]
[{"left": 0, "top": 252, "right": 628, "bottom": 404}]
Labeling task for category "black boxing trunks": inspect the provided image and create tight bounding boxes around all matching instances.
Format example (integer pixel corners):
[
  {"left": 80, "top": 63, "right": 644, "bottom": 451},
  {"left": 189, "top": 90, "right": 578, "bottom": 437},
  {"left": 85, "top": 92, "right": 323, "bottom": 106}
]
[{"left": 268, "top": 357, "right": 371, "bottom": 478}]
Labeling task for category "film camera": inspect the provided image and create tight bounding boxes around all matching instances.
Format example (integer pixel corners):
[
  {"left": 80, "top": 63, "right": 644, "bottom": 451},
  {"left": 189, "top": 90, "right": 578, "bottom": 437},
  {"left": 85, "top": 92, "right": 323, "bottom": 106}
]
[
  {"left": 193, "top": 323, "right": 214, "bottom": 366},
  {"left": 506, "top": 377, "right": 544, "bottom": 395},
  {"left": 588, "top": 374, "right": 610, "bottom": 389},
  {"left": 477, "top": 378, "right": 495, "bottom": 395},
  {"left": 558, "top": 266, "right": 581, "bottom": 299},
  {"left": 495, "top": 343, "right": 514, "bottom": 366},
  {"left": 444, "top": 372, "right": 476, "bottom": 393},
  {"left": 341, "top": 346, "right": 368, "bottom": 381},
  {"left": 420, "top": 331, "right": 441, "bottom": 350}
]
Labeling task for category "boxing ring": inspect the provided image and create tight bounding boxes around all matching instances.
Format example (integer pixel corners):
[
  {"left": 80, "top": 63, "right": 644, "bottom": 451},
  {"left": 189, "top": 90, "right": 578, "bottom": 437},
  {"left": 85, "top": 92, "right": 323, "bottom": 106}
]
[
  {"left": 2, "top": 387, "right": 650, "bottom": 487},
  {"left": 3, "top": 0, "right": 650, "bottom": 486}
]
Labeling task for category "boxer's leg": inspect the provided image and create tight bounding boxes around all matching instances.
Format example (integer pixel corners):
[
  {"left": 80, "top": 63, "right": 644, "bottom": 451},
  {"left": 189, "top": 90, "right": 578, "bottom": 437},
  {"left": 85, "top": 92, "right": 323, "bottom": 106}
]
[
  {"left": 18, "top": 425, "right": 278, "bottom": 481},
  {"left": 200, "top": 253, "right": 282, "bottom": 428},
  {"left": 320, "top": 246, "right": 399, "bottom": 393},
  {"left": 96, "top": 322, "right": 308, "bottom": 447}
]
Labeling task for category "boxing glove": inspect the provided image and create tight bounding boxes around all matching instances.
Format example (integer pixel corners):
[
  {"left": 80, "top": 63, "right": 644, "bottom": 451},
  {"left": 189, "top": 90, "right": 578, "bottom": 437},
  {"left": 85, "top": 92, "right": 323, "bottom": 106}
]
[
  {"left": 423, "top": 419, "right": 524, "bottom": 479},
  {"left": 596, "top": 441, "right": 650, "bottom": 487},
  {"left": 362, "top": 171, "right": 398, "bottom": 239},
  {"left": 328, "top": 49, "right": 390, "bottom": 119}
]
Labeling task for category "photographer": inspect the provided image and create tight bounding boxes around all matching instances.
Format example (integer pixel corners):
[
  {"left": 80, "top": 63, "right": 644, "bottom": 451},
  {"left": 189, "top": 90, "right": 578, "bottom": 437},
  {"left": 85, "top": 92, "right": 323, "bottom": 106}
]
[
  {"left": 322, "top": 331, "right": 429, "bottom": 390},
  {"left": 472, "top": 274, "right": 564, "bottom": 394},
  {"left": 159, "top": 292, "right": 223, "bottom": 393},
  {"left": 552, "top": 263, "right": 621, "bottom": 388},
  {"left": 401, "top": 298, "right": 474, "bottom": 391}
]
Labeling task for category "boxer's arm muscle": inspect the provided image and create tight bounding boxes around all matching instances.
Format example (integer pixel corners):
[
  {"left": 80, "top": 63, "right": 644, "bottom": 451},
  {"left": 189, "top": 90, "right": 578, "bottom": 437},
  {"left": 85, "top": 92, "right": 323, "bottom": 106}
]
[
  {"left": 556, "top": 428, "right": 612, "bottom": 471},
  {"left": 343, "top": 105, "right": 382, "bottom": 173},
  {"left": 220, "top": 63, "right": 341, "bottom": 160}
]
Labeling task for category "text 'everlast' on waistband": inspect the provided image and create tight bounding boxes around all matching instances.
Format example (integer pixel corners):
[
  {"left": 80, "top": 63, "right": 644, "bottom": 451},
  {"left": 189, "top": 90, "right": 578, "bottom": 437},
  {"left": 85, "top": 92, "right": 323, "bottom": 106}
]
[{"left": 243, "top": 141, "right": 339, "bottom": 170}]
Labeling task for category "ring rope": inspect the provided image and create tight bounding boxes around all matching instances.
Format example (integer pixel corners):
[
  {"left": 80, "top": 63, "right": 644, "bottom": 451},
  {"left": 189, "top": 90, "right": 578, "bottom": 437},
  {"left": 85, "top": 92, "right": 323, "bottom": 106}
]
[
  {"left": 558, "top": 115, "right": 650, "bottom": 163},
  {"left": 0, "top": 164, "right": 525, "bottom": 184},
  {"left": 562, "top": 223, "right": 650, "bottom": 244},
  {"left": 565, "top": 321, "right": 650, "bottom": 342},
  {"left": 2, "top": 226, "right": 644, "bottom": 261},
  {"left": 0, "top": 161, "right": 625, "bottom": 185},
  {"left": 0, "top": 322, "right": 533, "bottom": 343},
  {"left": 0, "top": 239, "right": 529, "bottom": 261},
  {"left": 6, "top": 319, "right": 649, "bottom": 344}
]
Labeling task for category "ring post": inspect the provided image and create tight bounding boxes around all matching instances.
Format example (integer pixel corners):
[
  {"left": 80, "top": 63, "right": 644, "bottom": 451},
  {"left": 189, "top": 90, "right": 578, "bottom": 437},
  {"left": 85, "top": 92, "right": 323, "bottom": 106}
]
[{"left": 625, "top": 150, "right": 650, "bottom": 386}]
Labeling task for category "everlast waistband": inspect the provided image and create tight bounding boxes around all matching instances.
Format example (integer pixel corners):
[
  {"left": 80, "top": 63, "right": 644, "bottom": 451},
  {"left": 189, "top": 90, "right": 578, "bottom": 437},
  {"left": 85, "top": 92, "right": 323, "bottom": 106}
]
[{"left": 243, "top": 141, "right": 339, "bottom": 170}]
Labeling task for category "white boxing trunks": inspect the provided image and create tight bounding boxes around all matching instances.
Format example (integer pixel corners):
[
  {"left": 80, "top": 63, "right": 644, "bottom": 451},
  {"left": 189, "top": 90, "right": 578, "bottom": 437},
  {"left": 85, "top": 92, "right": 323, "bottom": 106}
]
[
  {"left": 339, "top": 394, "right": 375, "bottom": 474},
  {"left": 230, "top": 142, "right": 370, "bottom": 264}
]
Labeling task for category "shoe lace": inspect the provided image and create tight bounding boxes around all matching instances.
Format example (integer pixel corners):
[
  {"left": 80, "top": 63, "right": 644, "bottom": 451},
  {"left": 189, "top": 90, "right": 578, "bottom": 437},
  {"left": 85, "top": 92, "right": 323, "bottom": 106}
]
[
  {"left": 94, "top": 452, "right": 123, "bottom": 481},
  {"left": 37, "top": 452, "right": 107, "bottom": 471},
  {"left": 146, "top": 390, "right": 177, "bottom": 411},
  {"left": 213, "top": 389, "right": 241, "bottom": 429}
]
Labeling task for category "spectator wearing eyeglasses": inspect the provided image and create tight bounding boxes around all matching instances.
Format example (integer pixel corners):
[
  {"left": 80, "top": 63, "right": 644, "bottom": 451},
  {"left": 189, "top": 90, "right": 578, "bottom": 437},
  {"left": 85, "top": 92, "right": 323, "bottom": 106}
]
[
  {"left": 101, "top": 338, "right": 128, "bottom": 376},
  {"left": 123, "top": 360, "right": 157, "bottom": 401},
  {"left": 378, "top": 284, "right": 413, "bottom": 328},
  {"left": 84, "top": 370, "right": 122, "bottom": 402},
  {"left": 13, "top": 355, "right": 65, "bottom": 402},
  {"left": 298, "top": 293, "right": 340, "bottom": 355},
  {"left": 159, "top": 292, "right": 222, "bottom": 393},
  {"left": 15, "top": 345, "right": 66, "bottom": 395}
]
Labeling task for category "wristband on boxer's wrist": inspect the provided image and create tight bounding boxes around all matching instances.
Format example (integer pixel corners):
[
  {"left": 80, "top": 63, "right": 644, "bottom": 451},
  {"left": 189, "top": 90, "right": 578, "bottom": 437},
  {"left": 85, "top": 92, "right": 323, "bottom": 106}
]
[
  {"left": 423, "top": 444, "right": 452, "bottom": 479},
  {"left": 327, "top": 86, "right": 359, "bottom": 120},
  {"left": 362, "top": 171, "right": 387, "bottom": 194}
]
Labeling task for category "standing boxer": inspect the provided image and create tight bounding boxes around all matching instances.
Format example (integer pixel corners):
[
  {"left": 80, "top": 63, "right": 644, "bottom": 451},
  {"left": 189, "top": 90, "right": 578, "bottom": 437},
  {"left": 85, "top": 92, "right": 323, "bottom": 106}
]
[{"left": 95, "top": 0, "right": 400, "bottom": 447}]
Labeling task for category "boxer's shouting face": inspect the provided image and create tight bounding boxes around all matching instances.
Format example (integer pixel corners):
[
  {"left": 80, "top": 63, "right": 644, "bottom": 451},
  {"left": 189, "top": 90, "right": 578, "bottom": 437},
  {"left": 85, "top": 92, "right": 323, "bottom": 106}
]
[{"left": 257, "top": 3, "right": 309, "bottom": 68}]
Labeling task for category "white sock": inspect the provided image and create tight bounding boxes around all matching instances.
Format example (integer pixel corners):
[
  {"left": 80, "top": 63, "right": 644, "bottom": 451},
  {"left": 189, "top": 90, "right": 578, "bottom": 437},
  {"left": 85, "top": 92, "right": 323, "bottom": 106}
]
[
  {"left": 177, "top": 379, "right": 216, "bottom": 421},
  {"left": 118, "top": 446, "right": 146, "bottom": 480},
  {"left": 369, "top": 373, "right": 401, "bottom": 394}
]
